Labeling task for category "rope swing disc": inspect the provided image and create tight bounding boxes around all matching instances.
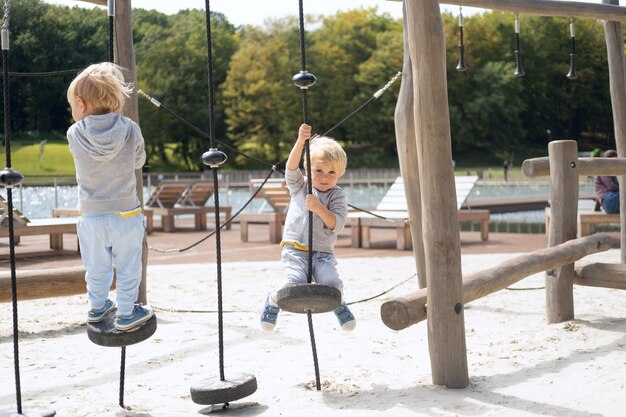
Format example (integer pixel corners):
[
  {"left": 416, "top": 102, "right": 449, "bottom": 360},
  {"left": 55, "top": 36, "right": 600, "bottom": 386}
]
[
  {"left": 190, "top": 373, "right": 258, "bottom": 405},
  {"left": 276, "top": 283, "right": 341, "bottom": 314},
  {"left": 87, "top": 313, "right": 157, "bottom": 348},
  {"left": 190, "top": 0, "right": 257, "bottom": 406}
]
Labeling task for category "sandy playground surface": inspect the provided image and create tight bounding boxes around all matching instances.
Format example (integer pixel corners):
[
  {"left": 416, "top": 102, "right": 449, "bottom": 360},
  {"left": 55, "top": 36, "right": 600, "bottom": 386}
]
[{"left": 1, "top": 250, "right": 626, "bottom": 417}]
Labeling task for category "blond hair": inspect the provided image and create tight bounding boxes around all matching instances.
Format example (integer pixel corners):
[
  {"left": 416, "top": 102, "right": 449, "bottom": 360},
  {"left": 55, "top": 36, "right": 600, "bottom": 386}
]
[
  {"left": 305, "top": 136, "right": 347, "bottom": 177},
  {"left": 67, "top": 62, "right": 133, "bottom": 114}
]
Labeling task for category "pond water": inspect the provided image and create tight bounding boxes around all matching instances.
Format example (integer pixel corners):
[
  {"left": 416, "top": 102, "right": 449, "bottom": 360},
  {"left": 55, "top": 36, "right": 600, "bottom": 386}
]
[{"left": 0, "top": 181, "right": 605, "bottom": 234}]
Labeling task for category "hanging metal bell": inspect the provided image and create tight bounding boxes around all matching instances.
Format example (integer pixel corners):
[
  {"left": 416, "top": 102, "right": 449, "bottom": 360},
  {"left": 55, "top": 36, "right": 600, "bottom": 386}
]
[
  {"left": 514, "top": 50, "right": 525, "bottom": 77},
  {"left": 292, "top": 71, "right": 317, "bottom": 89},
  {"left": 566, "top": 53, "right": 577, "bottom": 80},
  {"left": 201, "top": 148, "right": 227, "bottom": 168},
  {"left": 456, "top": 44, "right": 468, "bottom": 71},
  {"left": 0, "top": 167, "right": 24, "bottom": 188}
]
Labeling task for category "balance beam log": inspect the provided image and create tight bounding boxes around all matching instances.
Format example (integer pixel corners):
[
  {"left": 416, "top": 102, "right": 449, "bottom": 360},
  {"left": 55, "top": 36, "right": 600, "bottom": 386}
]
[
  {"left": 574, "top": 262, "right": 626, "bottom": 290},
  {"left": 381, "top": 233, "right": 612, "bottom": 330},
  {"left": 523, "top": 157, "right": 626, "bottom": 178},
  {"left": 0, "top": 267, "right": 88, "bottom": 302}
]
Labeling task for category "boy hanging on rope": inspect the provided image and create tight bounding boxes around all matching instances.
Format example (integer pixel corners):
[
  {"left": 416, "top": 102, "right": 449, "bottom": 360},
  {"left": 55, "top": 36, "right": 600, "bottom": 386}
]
[
  {"left": 67, "top": 62, "right": 153, "bottom": 331},
  {"left": 261, "top": 124, "right": 356, "bottom": 331}
]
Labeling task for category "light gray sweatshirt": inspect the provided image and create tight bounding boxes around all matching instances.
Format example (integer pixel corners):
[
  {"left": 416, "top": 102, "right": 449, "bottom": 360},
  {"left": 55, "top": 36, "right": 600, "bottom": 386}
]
[
  {"left": 281, "top": 167, "right": 347, "bottom": 253},
  {"left": 67, "top": 113, "right": 146, "bottom": 213}
]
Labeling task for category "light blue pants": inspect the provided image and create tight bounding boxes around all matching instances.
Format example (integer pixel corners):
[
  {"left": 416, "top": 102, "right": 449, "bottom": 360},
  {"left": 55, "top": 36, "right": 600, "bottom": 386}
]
[
  {"left": 77, "top": 212, "right": 145, "bottom": 317},
  {"left": 278, "top": 247, "right": 343, "bottom": 295}
]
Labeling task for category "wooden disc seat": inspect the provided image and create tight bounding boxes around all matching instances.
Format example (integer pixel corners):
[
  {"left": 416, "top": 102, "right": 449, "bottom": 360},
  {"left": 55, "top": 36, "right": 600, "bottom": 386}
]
[
  {"left": 190, "top": 373, "right": 257, "bottom": 405},
  {"left": 276, "top": 283, "right": 341, "bottom": 314},
  {"left": 87, "top": 311, "right": 157, "bottom": 347}
]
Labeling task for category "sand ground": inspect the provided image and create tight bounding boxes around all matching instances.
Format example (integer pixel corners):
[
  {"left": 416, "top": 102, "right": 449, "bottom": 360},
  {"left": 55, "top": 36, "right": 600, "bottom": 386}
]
[{"left": 1, "top": 224, "right": 625, "bottom": 416}]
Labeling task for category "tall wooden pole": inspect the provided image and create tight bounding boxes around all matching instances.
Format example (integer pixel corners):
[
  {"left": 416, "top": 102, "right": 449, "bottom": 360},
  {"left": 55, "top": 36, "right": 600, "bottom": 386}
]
[
  {"left": 113, "top": 0, "right": 148, "bottom": 304},
  {"left": 405, "top": 0, "right": 468, "bottom": 388},
  {"left": 603, "top": 0, "right": 626, "bottom": 264},
  {"left": 395, "top": 4, "right": 427, "bottom": 289},
  {"left": 545, "top": 140, "right": 578, "bottom": 323}
]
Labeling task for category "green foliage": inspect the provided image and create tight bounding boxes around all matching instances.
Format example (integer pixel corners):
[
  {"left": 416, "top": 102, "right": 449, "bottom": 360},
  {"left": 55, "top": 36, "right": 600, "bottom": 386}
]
[
  {"left": 0, "top": 2, "right": 619, "bottom": 173},
  {"left": 136, "top": 9, "right": 239, "bottom": 171}
]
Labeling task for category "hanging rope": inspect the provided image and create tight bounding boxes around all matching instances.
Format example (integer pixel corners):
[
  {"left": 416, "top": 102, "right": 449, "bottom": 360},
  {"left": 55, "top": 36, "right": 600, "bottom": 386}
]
[
  {"left": 203, "top": 0, "right": 229, "bottom": 383},
  {"left": 104, "top": 1, "right": 128, "bottom": 408},
  {"left": 292, "top": 0, "right": 323, "bottom": 392},
  {"left": 1, "top": 0, "right": 24, "bottom": 414}
]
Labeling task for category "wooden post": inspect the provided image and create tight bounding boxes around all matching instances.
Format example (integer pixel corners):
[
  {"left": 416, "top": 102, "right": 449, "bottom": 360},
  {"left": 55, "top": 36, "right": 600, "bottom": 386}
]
[
  {"left": 380, "top": 233, "right": 613, "bottom": 329},
  {"left": 395, "top": 4, "right": 427, "bottom": 289},
  {"left": 603, "top": 0, "right": 626, "bottom": 264},
  {"left": 405, "top": 0, "right": 468, "bottom": 388},
  {"left": 546, "top": 140, "right": 578, "bottom": 323},
  {"left": 114, "top": 0, "right": 148, "bottom": 304}
]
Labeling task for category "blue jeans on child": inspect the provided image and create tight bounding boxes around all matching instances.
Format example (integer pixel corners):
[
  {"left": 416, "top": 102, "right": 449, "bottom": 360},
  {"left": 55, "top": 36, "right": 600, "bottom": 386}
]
[
  {"left": 77, "top": 212, "right": 145, "bottom": 317},
  {"left": 278, "top": 247, "right": 343, "bottom": 293},
  {"left": 602, "top": 191, "right": 620, "bottom": 214}
]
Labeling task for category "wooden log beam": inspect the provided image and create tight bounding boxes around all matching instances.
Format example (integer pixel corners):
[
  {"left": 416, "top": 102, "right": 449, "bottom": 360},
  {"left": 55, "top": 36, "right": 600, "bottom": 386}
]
[
  {"left": 380, "top": 233, "right": 612, "bottom": 330},
  {"left": 575, "top": 262, "right": 626, "bottom": 290},
  {"left": 390, "top": 0, "right": 626, "bottom": 22},
  {"left": 523, "top": 156, "right": 626, "bottom": 178},
  {"left": 0, "top": 267, "right": 88, "bottom": 302}
]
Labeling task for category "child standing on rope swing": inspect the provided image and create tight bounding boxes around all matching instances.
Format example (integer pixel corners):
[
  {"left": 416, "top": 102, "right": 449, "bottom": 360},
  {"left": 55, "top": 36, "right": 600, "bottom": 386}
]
[
  {"left": 66, "top": 62, "right": 153, "bottom": 331},
  {"left": 261, "top": 123, "right": 356, "bottom": 332}
]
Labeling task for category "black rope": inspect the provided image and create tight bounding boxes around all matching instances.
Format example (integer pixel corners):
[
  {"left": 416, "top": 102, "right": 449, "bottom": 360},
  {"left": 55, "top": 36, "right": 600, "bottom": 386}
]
[
  {"left": 204, "top": 0, "right": 226, "bottom": 382},
  {"left": 296, "top": 0, "right": 322, "bottom": 392},
  {"left": 107, "top": 2, "right": 128, "bottom": 409},
  {"left": 139, "top": 69, "right": 401, "bottom": 174},
  {"left": 0, "top": 68, "right": 82, "bottom": 77},
  {"left": 138, "top": 90, "right": 271, "bottom": 168},
  {"left": 2, "top": 0, "right": 23, "bottom": 412},
  {"left": 119, "top": 346, "right": 126, "bottom": 408}
]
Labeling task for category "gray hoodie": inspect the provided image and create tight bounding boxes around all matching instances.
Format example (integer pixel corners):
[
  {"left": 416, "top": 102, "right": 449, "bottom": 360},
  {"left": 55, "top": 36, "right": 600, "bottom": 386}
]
[{"left": 67, "top": 113, "right": 146, "bottom": 213}]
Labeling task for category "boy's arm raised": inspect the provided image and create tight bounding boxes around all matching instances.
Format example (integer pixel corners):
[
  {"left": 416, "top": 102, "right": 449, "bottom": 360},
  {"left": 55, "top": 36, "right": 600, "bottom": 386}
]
[{"left": 286, "top": 124, "right": 311, "bottom": 171}]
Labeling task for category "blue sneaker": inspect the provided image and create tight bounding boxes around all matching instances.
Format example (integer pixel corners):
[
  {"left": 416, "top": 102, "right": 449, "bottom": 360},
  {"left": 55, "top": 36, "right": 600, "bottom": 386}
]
[
  {"left": 115, "top": 304, "right": 154, "bottom": 331},
  {"left": 333, "top": 303, "right": 356, "bottom": 331},
  {"left": 87, "top": 299, "right": 116, "bottom": 323},
  {"left": 260, "top": 294, "right": 280, "bottom": 332}
]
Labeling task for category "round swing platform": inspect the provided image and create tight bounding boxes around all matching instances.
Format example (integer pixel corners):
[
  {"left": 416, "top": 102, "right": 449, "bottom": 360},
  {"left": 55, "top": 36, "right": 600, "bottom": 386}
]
[
  {"left": 190, "top": 373, "right": 257, "bottom": 405},
  {"left": 87, "top": 311, "right": 157, "bottom": 347},
  {"left": 276, "top": 284, "right": 341, "bottom": 314},
  {"left": 0, "top": 407, "right": 56, "bottom": 417}
]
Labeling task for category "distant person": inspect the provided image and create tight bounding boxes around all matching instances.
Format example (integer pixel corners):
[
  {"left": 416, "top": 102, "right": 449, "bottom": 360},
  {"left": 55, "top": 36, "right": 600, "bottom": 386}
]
[
  {"left": 503, "top": 160, "right": 510, "bottom": 182},
  {"left": 67, "top": 62, "right": 153, "bottom": 331},
  {"left": 260, "top": 123, "right": 355, "bottom": 332},
  {"left": 594, "top": 150, "right": 619, "bottom": 214}
]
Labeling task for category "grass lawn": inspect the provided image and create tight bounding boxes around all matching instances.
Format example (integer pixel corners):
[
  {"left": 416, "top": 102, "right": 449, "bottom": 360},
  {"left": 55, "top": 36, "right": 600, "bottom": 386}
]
[{"left": 1, "top": 142, "right": 75, "bottom": 176}]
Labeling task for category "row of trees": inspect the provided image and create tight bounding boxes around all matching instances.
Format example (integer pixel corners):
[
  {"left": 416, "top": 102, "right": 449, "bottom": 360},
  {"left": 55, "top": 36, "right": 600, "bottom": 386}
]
[{"left": 1, "top": 0, "right": 619, "bottom": 170}]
